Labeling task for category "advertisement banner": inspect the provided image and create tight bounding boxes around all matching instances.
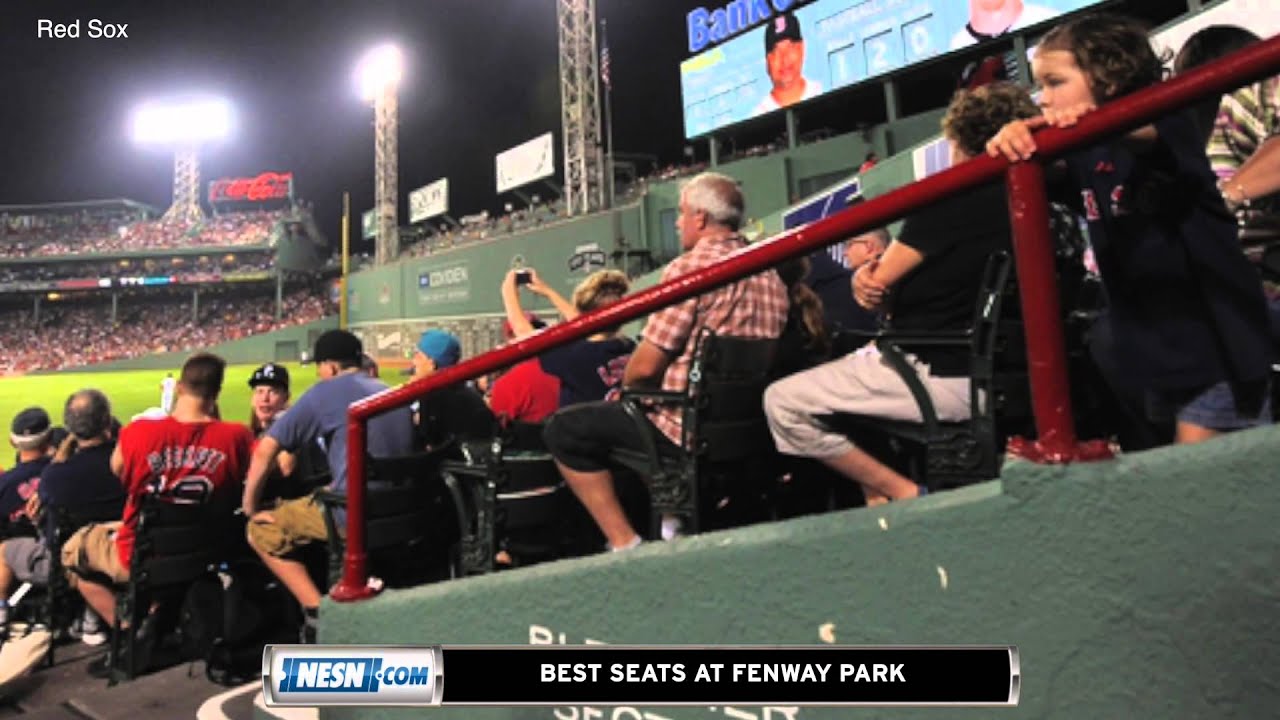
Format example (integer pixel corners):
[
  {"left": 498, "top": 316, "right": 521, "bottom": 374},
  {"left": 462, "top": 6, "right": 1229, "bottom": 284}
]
[
  {"left": 208, "top": 171, "right": 293, "bottom": 204},
  {"left": 409, "top": 179, "right": 449, "bottom": 224},
  {"left": 679, "top": 0, "right": 1106, "bottom": 138},
  {"left": 495, "top": 132, "right": 555, "bottom": 194}
]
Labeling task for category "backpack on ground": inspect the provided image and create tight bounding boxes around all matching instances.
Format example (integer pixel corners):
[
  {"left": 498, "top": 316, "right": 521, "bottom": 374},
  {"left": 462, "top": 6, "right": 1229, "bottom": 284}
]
[{"left": 179, "top": 562, "right": 298, "bottom": 686}]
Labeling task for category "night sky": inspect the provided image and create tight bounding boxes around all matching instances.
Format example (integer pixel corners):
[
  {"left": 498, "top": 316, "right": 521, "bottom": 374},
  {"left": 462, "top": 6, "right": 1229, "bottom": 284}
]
[
  {"left": 0, "top": 0, "right": 712, "bottom": 254},
  {"left": 0, "top": 0, "right": 1183, "bottom": 256}
]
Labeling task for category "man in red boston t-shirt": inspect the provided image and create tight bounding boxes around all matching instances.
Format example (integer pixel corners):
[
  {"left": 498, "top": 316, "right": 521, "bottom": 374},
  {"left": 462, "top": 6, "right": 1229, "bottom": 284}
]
[{"left": 62, "top": 353, "right": 251, "bottom": 674}]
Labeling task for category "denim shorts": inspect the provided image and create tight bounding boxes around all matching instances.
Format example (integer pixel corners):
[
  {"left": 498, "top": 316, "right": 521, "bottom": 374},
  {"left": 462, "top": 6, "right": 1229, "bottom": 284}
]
[{"left": 1148, "top": 380, "right": 1272, "bottom": 431}]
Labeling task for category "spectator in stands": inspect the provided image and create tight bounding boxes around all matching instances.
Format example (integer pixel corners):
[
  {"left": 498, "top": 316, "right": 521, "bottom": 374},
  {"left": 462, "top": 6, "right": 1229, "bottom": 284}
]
[
  {"left": 0, "top": 390, "right": 123, "bottom": 645},
  {"left": 950, "top": 0, "right": 1056, "bottom": 50},
  {"left": 248, "top": 363, "right": 309, "bottom": 500},
  {"left": 498, "top": 268, "right": 635, "bottom": 417},
  {"left": 772, "top": 257, "right": 831, "bottom": 378},
  {"left": 754, "top": 11, "right": 823, "bottom": 114},
  {"left": 859, "top": 152, "right": 879, "bottom": 174},
  {"left": 987, "top": 13, "right": 1274, "bottom": 443},
  {"left": 64, "top": 354, "right": 252, "bottom": 677},
  {"left": 408, "top": 329, "right": 495, "bottom": 450},
  {"left": 805, "top": 228, "right": 887, "bottom": 336},
  {"left": 766, "top": 81, "right": 1036, "bottom": 506},
  {"left": 0, "top": 407, "right": 52, "bottom": 531},
  {"left": 243, "top": 331, "right": 414, "bottom": 642},
  {"left": 487, "top": 313, "right": 560, "bottom": 424},
  {"left": 361, "top": 353, "right": 380, "bottom": 379},
  {"left": 543, "top": 172, "right": 789, "bottom": 550}
]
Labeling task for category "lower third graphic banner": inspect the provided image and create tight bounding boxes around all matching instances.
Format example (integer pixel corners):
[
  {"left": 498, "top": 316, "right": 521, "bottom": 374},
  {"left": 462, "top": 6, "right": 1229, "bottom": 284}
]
[{"left": 262, "top": 645, "right": 1019, "bottom": 707}]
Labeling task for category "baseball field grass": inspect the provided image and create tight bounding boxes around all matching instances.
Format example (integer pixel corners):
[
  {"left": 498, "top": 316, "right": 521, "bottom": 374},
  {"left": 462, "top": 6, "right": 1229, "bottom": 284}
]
[{"left": 0, "top": 363, "right": 403, "bottom": 439}]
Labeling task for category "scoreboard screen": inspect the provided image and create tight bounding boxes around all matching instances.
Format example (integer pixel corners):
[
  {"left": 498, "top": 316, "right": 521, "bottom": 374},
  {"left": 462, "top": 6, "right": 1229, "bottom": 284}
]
[{"left": 680, "top": 0, "right": 1105, "bottom": 138}]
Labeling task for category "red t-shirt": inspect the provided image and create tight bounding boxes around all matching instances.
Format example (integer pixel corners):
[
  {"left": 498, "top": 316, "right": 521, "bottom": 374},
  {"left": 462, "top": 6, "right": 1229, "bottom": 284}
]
[
  {"left": 488, "top": 359, "right": 560, "bottom": 424},
  {"left": 115, "top": 416, "right": 253, "bottom": 568}
]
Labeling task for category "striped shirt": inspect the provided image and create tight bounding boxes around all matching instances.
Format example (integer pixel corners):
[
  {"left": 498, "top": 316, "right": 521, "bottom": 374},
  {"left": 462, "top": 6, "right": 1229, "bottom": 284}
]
[
  {"left": 641, "top": 233, "right": 788, "bottom": 445},
  {"left": 1207, "top": 77, "right": 1280, "bottom": 185}
]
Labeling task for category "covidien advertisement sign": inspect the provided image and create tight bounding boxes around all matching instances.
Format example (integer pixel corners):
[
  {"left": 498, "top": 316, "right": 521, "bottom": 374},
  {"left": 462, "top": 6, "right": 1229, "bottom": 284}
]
[{"left": 680, "top": 0, "right": 1106, "bottom": 138}]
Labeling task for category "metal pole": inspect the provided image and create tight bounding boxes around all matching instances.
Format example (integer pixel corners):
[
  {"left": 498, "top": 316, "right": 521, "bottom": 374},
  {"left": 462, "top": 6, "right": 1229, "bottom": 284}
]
[
  {"left": 275, "top": 271, "right": 284, "bottom": 322},
  {"left": 341, "top": 192, "right": 350, "bottom": 329},
  {"left": 1004, "top": 163, "right": 1107, "bottom": 463},
  {"left": 374, "top": 85, "right": 399, "bottom": 264},
  {"left": 33, "top": 296, "right": 39, "bottom": 326},
  {"left": 192, "top": 288, "right": 199, "bottom": 324},
  {"left": 111, "top": 292, "right": 118, "bottom": 324},
  {"left": 602, "top": 18, "right": 616, "bottom": 210},
  {"left": 331, "top": 418, "right": 374, "bottom": 601},
  {"left": 786, "top": 109, "right": 797, "bottom": 150}
]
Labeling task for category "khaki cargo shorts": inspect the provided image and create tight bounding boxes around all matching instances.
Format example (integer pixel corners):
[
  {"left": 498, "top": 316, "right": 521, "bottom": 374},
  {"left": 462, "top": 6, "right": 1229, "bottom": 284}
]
[
  {"left": 246, "top": 494, "right": 329, "bottom": 557},
  {"left": 61, "top": 521, "right": 130, "bottom": 588}
]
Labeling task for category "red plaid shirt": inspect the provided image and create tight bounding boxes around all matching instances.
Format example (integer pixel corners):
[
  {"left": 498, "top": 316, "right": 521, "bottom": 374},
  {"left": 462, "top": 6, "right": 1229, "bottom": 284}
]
[{"left": 641, "top": 233, "right": 788, "bottom": 444}]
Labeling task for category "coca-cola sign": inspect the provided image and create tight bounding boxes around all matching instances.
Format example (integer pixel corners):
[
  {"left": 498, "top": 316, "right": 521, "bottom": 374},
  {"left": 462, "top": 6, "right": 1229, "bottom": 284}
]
[{"left": 208, "top": 172, "right": 293, "bottom": 204}]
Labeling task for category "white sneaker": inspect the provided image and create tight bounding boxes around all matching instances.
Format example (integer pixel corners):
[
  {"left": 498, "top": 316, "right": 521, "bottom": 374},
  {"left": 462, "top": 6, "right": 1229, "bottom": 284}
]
[{"left": 70, "top": 608, "right": 108, "bottom": 646}]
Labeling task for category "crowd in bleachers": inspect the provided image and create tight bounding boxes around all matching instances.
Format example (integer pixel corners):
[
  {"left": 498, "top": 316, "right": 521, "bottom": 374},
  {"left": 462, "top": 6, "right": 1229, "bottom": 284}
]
[
  {"left": 0, "top": 287, "right": 332, "bottom": 374},
  {"left": 0, "top": 253, "right": 276, "bottom": 285},
  {"left": 0, "top": 9, "right": 1276, "bottom": 688},
  {"left": 0, "top": 210, "right": 286, "bottom": 258}
]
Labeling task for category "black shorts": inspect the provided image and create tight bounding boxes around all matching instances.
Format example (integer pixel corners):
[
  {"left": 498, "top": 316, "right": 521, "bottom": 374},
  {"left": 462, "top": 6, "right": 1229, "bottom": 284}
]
[{"left": 542, "top": 401, "right": 681, "bottom": 473}]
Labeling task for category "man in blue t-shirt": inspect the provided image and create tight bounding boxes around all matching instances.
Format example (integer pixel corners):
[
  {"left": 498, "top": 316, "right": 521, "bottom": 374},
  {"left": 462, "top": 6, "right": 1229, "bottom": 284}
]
[
  {"left": 243, "top": 330, "right": 413, "bottom": 640},
  {"left": 0, "top": 391, "right": 124, "bottom": 641}
]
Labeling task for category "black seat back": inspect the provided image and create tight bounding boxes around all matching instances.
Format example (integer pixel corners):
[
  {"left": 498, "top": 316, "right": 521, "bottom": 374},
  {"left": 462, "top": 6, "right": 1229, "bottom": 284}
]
[
  {"left": 131, "top": 496, "right": 225, "bottom": 587},
  {"left": 683, "top": 332, "right": 778, "bottom": 463}
]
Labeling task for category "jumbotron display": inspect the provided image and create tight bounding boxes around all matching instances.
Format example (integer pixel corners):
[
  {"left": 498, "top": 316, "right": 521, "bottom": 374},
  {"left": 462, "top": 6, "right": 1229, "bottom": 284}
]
[{"left": 680, "top": 0, "right": 1105, "bottom": 137}]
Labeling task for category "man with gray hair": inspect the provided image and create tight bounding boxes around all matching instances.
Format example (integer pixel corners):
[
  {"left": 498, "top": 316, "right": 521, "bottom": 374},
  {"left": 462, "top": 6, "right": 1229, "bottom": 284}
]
[
  {"left": 0, "top": 392, "right": 125, "bottom": 643},
  {"left": 543, "top": 171, "right": 789, "bottom": 551}
]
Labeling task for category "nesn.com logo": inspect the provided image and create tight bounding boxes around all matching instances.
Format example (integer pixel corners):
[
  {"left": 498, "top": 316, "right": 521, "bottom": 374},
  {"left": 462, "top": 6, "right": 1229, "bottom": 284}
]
[{"left": 277, "top": 657, "right": 431, "bottom": 693}]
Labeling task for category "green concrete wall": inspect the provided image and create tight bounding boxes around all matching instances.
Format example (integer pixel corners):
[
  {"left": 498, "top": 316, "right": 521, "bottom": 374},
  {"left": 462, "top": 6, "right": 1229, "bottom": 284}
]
[
  {"left": 55, "top": 317, "right": 337, "bottom": 372},
  {"left": 315, "top": 425, "right": 1280, "bottom": 720}
]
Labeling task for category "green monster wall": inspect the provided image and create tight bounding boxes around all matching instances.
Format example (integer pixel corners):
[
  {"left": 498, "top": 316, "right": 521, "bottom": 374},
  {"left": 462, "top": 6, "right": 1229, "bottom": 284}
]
[
  {"left": 54, "top": 317, "right": 337, "bottom": 372},
  {"left": 308, "top": 425, "right": 1280, "bottom": 720}
]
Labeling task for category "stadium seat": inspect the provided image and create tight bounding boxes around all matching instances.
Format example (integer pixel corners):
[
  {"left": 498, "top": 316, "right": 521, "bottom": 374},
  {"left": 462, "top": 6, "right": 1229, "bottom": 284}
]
[
  {"left": 822, "top": 252, "right": 1027, "bottom": 491},
  {"left": 441, "top": 423, "right": 598, "bottom": 576},
  {"left": 37, "top": 499, "right": 125, "bottom": 667},
  {"left": 318, "top": 452, "right": 465, "bottom": 589},
  {"left": 608, "top": 332, "right": 780, "bottom": 536},
  {"left": 105, "top": 495, "right": 228, "bottom": 685}
]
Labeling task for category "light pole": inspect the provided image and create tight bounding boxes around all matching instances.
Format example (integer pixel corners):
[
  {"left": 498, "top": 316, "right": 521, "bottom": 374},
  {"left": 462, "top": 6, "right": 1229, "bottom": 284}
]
[
  {"left": 131, "top": 97, "right": 232, "bottom": 224},
  {"left": 356, "top": 44, "right": 403, "bottom": 266}
]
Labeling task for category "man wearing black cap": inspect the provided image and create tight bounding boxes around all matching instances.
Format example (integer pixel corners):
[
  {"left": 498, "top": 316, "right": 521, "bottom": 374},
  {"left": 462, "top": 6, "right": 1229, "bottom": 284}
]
[
  {"left": 754, "top": 11, "right": 822, "bottom": 114},
  {"left": 243, "top": 329, "right": 414, "bottom": 642}
]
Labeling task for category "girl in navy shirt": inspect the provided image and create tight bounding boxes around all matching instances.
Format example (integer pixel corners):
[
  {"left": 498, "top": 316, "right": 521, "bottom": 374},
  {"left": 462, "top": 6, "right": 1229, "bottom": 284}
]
[{"left": 988, "top": 13, "right": 1272, "bottom": 444}]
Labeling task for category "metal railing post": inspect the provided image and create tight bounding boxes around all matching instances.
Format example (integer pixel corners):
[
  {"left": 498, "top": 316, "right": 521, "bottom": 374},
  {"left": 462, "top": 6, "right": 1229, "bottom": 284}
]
[
  {"left": 1003, "top": 162, "right": 1111, "bottom": 463},
  {"left": 330, "top": 419, "right": 376, "bottom": 601}
]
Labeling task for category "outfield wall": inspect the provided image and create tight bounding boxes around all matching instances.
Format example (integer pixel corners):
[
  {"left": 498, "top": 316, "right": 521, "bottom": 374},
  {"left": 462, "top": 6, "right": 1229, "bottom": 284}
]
[
  {"left": 53, "top": 317, "right": 338, "bottom": 372},
  {"left": 312, "top": 425, "right": 1280, "bottom": 720}
]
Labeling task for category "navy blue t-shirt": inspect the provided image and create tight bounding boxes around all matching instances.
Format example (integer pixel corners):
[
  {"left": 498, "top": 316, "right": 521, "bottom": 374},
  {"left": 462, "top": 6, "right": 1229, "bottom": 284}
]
[
  {"left": 539, "top": 337, "right": 635, "bottom": 407},
  {"left": 1063, "top": 110, "right": 1272, "bottom": 391},
  {"left": 37, "top": 442, "right": 125, "bottom": 537},
  {"left": 0, "top": 456, "right": 50, "bottom": 523}
]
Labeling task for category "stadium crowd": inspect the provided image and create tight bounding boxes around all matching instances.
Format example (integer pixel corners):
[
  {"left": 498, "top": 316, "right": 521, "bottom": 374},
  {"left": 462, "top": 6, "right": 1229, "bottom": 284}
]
[
  {"left": 0, "top": 210, "right": 285, "bottom": 258},
  {"left": 0, "top": 287, "right": 332, "bottom": 374},
  {"left": 0, "top": 11, "right": 1275, "bottom": 686},
  {"left": 0, "top": 253, "right": 276, "bottom": 285}
]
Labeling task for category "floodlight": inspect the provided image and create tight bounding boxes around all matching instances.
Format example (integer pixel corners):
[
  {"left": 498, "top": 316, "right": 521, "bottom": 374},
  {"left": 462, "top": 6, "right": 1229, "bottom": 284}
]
[
  {"left": 131, "top": 98, "right": 232, "bottom": 146},
  {"left": 357, "top": 44, "right": 403, "bottom": 102}
]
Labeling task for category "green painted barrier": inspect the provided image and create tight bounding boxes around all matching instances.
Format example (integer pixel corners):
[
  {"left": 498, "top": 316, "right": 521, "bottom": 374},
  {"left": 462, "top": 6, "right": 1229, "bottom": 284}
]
[{"left": 306, "top": 424, "right": 1280, "bottom": 720}]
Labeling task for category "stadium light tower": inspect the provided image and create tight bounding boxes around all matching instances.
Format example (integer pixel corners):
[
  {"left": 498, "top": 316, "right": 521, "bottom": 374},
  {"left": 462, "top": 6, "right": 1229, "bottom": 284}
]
[
  {"left": 356, "top": 43, "right": 403, "bottom": 265},
  {"left": 131, "top": 97, "right": 232, "bottom": 224}
]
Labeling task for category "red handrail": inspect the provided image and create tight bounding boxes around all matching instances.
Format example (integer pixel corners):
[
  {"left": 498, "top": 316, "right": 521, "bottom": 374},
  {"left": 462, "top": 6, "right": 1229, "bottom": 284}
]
[{"left": 332, "top": 35, "right": 1280, "bottom": 601}]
